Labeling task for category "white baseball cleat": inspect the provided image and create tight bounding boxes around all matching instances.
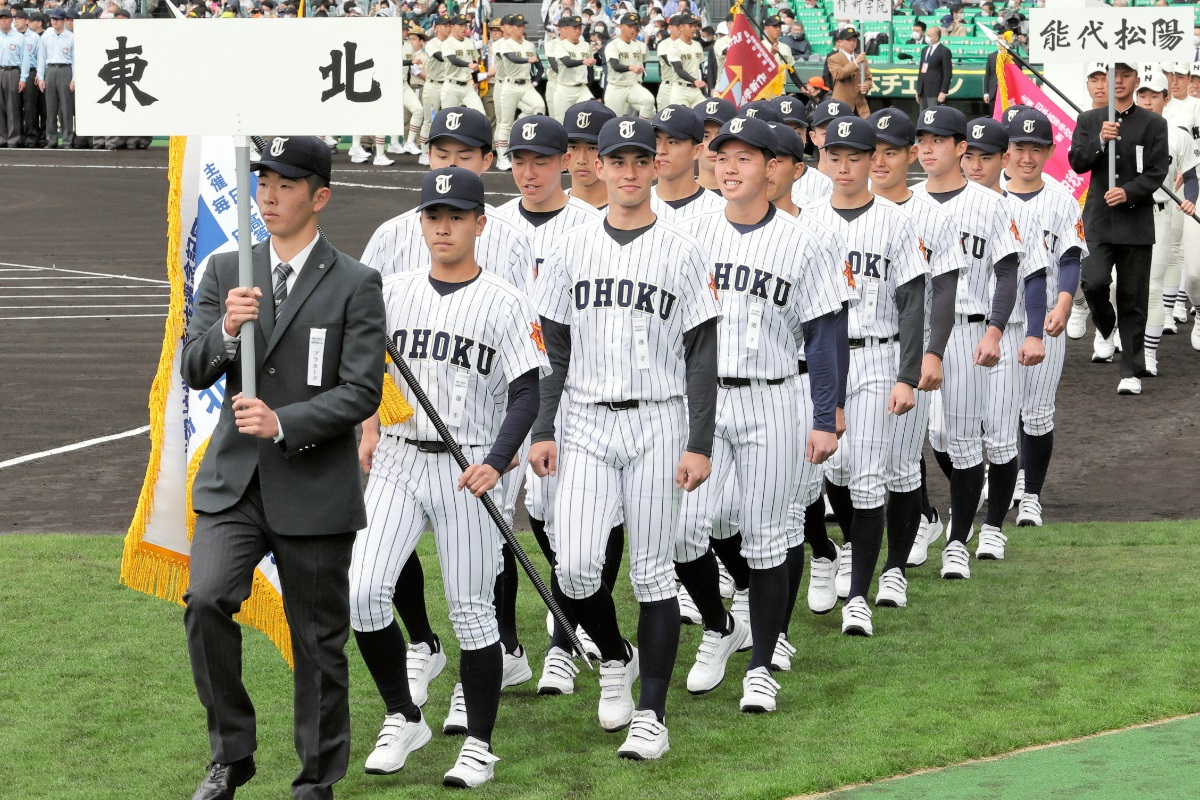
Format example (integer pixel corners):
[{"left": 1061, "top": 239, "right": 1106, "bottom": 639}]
[
  {"left": 577, "top": 626, "right": 601, "bottom": 660},
  {"left": 731, "top": 589, "right": 752, "bottom": 652},
  {"left": 686, "top": 613, "right": 748, "bottom": 693},
  {"left": 496, "top": 153, "right": 512, "bottom": 171},
  {"left": 1117, "top": 377, "right": 1142, "bottom": 395},
  {"left": 840, "top": 596, "right": 874, "bottom": 636},
  {"left": 907, "top": 509, "right": 942, "bottom": 567},
  {"left": 678, "top": 586, "right": 703, "bottom": 625},
  {"left": 1017, "top": 494, "right": 1043, "bottom": 527},
  {"left": 443, "top": 683, "right": 467, "bottom": 735},
  {"left": 322, "top": 135, "right": 340, "bottom": 149},
  {"left": 1145, "top": 350, "right": 1158, "bottom": 377},
  {"left": 443, "top": 737, "right": 500, "bottom": 788},
  {"left": 1164, "top": 315, "right": 1178, "bottom": 335},
  {"left": 1011, "top": 469, "right": 1025, "bottom": 509},
  {"left": 417, "top": 151, "right": 430, "bottom": 166},
  {"left": 739, "top": 666, "right": 781, "bottom": 713},
  {"left": 874, "top": 567, "right": 908, "bottom": 608},
  {"left": 502, "top": 646, "right": 533, "bottom": 688},
  {"left": 1092, "top": 330, "right": 1116, "bottom": 362},
  {"left": 545, "top": 610, "right": 554, "bottom": 637},
  {"left": 1175, "top": 297, "right": 1191, "bottom": 323},
  {"left": 941, "top": 540, "right": 971, "bottom": 579},
  {"left": 537, "top": 646, "right": 580, "bottom": 696},
  {"left": 348, "top": 144, "right": 369, "bottom": 162},
  {"left": 597, "top": 647, "right": 639, "bottom": 732},
  {"left": 618, "top": 710, "right": 670, "bottom": 760},
  {"left": 807, "top": 550, "right": 839, "bottom": 614},
  {"left": 975, "top": 524, "right": 1008, "bottom": 560},
  {"left": 407, "top": 639, "right": 447, "bottom": 708},
  {"left": 824, "top": 494, "right": 837, "bottom": 521},
  {"left": 364, "top": 712, "right": 432, "bottom": 774},
  {"left": 718, "top": 562, "right": 735, "bottom": 599},
  {"left": 386, "top": 140, "right": 405, "bottom": 154},
  {"left": 403, "top": 141, "right": 422, "bottom": 155},
  {"left": 1066, "top": 302, "right": 1088, "bottom": 339},
  {"left": 372, "top": 153, "right": 395, "bottom": 166},
  {"left": 1192, "top": 318, "right": 1200, "bottom": 351},
  {"left": 771, "top": 634, "right": 797, "bottom": 672},
  {"left": 834, "top": 542, "right": 852, "bottom": 600}
]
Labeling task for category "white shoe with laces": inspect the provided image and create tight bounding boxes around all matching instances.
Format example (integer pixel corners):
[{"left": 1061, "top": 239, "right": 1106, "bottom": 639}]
[
  {"left": 841, "top": 596, "right": 874, "bottom": 636},
  {"left": 1067, "top": 302, "right": 1088, "bottom": 339},
  {"left": 1174, "top": 298, "right": 1191, "bottom": 323},
  {"left": 731, "top": 589, "right": 752, "bottom": 652},
  {"left": 403, "top": 140, "right": 422, "bottom": 155},
  {"left": 834, "top": 542, "right": 852, "bottom": 599},
  {"left": 941, "top": 540, "right": 971, "bottom": 579},
  {"left": 975, "top": 524, "right": 1008, "bottom": 560},
  {"left": 407, "top": 639, "right": 446, "bottom": 708},
  {"left": 364, "top": 712, "right": 432, "bottom": 774},
  {"left": 323, "top": 135, "right": 339, "bottom": 148},
  {"left": 537, "top": 646, "right": 580, "bottom": 696},
  {"left": 1145, "top": 350, "right": 1158, "bottom": 377},
  {"left": 348, "top": 144, "right": 369, "bottom": 163},
  {"left": 678, "top": 586, "right": 703, "bottom": 625},
  {"left": 1117, "top": 377, "right": 1142, "bottom": 395},
  {"left": 443, "top": 736, "right": 500, "bottom": 788},
  {"left": 442, "top": 683, "right": 467, "bottom": 735},
  {"left": 1017, "top": 494, "right": 1043, "bottom": 527},
  {"left": 686, "top": 614, "right": 748, "bottom": 693},
  {"left": 372, "top": 152, "right": 395, "bottom": 166},
  {"left": 1164, "top": 315, "right": 1177, "bottom": 335},
  {"left": 739, "top": 666, "right": 781, "bottom": 713},
  {"left": 874, "top": 567, "right": 908, "bottom": 608},
  {"left": 808, "top": 550, "right": 839, "bottom": 614},
  {"left": 906, "top": 509, "right": 942, "bottom": 567},
  {"left": 386, "top": 141, "right": 405, "bottom": 154},
  {"left": 617, "top": 710, "right": 669, "bottom": 760},
  {"left": 417, "top": 151, "right": 430, "bottom": 166},
  {"left": 1092, "top": 330, "right": 1116, "bottom": 362},
  {"left": 496, "top": 153, "right": 512, "bottom": 171},
  {"left": 771, "top": 634, "right": 797, "bottom": 671},
  {"left": 597, "top": 647, "right": 639, "bottom": 732},
  {"left": 502, "top": 645, "right": 533, "bottom": 688}
]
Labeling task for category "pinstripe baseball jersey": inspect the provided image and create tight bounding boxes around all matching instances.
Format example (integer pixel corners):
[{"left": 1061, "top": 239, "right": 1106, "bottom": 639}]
[
  {"left": 805, "top": 196, "right": 928, "bottom": 339},
  {"left": 606, "top": 36, "right": 648, "bottom": 87},
  {"left": 382, "top": 269, "right": 549, "bottom": 444},
  {"left": 791, "top": 164, "right": 834, "bottom": 207},
  {"left": 649, "top": 186, "right": 726, "bottom": 223},
  {"left": 678, "top": 206, "right": 851, "bottom": 378},
  {"left": 896, "top": 191, "right": 968, "bottom": 330},
  {"left": 1004, "top": 182, "right": 1090, "bottom": 307},
  {"left": 911, "top": 179, "right": 1022, "bottom": 317},
  {"left": 1000, "top": 170, "right": 1068, "bottom": 195},
  {"left": 1156, "top": 124, "right": 1200, "bottom": 204},
  {"left": 361, "top": 206, "right": 535, "bottom": 293},
  {"left": 490, "top": 196, "right": 604, "bottom": 279},
  {"left": 534, "top": 218, "right": 722, "bottom": 401},
  {"left": 992, "top": 195, "right": 1050, "bottom": 327},
  {"left": 1165, "top": 95, "right": 1200, "bottom": 141},
  {"left": 777, "top": 205, "right": 854, "bottom": 359}
]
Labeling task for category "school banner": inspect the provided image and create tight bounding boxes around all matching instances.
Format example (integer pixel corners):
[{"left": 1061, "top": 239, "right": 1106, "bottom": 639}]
[{"left": 716, "top": 6, "right": 785, "bottom": 107}]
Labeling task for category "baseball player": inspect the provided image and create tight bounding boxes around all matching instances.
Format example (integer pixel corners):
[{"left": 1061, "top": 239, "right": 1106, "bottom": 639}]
[
  {"left": 528, "top": 117, "right": 721, "bottom": 760},
  {"left": 808, "top": 117, "right": 927, "bottom": 636},
  {"left": 770, "top": 95, "right": 833, "bottom": 207},
  {"left": 656, "top": 16, "right": 681, "bottom": 113},
  {"left": 666, "top": 13, "right": 708, "bottom": 108},
  {"left": 861, "top": 108, "right": 962, "bottom": 604},
  {"left": 437, "top": 16, "right": 486, "bottom": 115},
  {"left": 808, "top": 98, "right": 856, "bottom": 176},
  {"left": 911, "top": 106, "right": 1022, "bottom": 580},
  {"left": 1190, "top": 61, "right": 1200, "bottom": 100},
  {"left": 962, "top": 117, "right": 1049, "bottom": 563},
  {"left": 1163, "top": 62, "right": 1200, "bottom": 340},
  {"left": 693, "top": 96, "right": 737, "bottom": 192},
  {"left": 650, "top": 104, "right": 726, "bottom": 221},
  {"left": 550, "top": 16, "right": 596, "bottom": 121},
  {"left": 605, "top": 13, "right": 656, "bottom": 119},
  {"left": 1066, "top": 65, "right": 1111, "bottom": 339},
  {"left": 417, "top": 15, "right": 451, "bottom": 165},
  {"left": 564, "top": 99, "right": 616, "bottom": 209},
  {"left": 491, "top": 14, "right": 546, "bottom": 171},
  {"left": 1003, "top": 107, "right": 1089, "bottom": 529},
  {"left": 544, "top": 29, "right": 562, "bottom": 122},
  {"left": 399, "top": 24, "right": 427, "bottom": 156},
  {"left": 351, "top": 167, "right": 548, "bottom": 788}
]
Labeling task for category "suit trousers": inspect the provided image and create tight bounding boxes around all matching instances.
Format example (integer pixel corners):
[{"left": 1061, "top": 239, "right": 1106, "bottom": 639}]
[
  {"left": 0, "top": 69, "right": 20, "bottom": 147},
  {"left": 21, "top": 70, "right": 46, "bottom": 146},
  {"left": 1081, "top": 240, "right": 1152, "bottom": 378},
  {"left": 184, "top": 474, "right": 355, "bottom": 800},
  {"left": 43, "top": 65, "right": 72, "bottom": 146},
  {"left": 918, "top": 94, "right": 941, "bottom": 111}
]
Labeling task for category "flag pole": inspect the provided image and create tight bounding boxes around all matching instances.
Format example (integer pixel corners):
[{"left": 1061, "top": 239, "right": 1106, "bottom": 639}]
[{"left": 234, "top": 135, "right": 257, "bottom": 399}]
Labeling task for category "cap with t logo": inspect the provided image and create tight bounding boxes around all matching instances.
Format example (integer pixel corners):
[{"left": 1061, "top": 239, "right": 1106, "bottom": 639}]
[
  {"left": 507, "top": 115, "right": 569, "bottom": 155},
  {"left": 252, "top": 136, "right": 332, "bottom": 180},
  {"left": 821, "top": 116, "right": 876, "bottom": 151},
  {"left": 565, "top": 99, "right": 616, "bottom": 143},
  {"left": 710, "top": 115, "right": 778, "bottom": 156},
  {"left": 964, "top": 117, "right": 1009, "bottom": 153},
  {"left": 417, "top": 166, "right": 486, "bottom": 211},
  {"left": 598, "top": 117, "right": 658, "bottom": 156},
  {"left": 429, "top": 106, "right": 493, "bottom": 149},
  {"left": 653, "top": 104, "right": 704, "bottom": 143}
]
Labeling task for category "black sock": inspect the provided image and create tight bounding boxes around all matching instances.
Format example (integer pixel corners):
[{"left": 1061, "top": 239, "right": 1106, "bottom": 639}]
[
  {"left": 602, "top": 525, "right": 624, "bottom": 591},
  {"left": 494, "top": 545, "right": 520, "bottom": 654},
  {"left": 674, "top": 550, "right": 731, "bottom": 633},
  {"left": 919, "top": 456, "right": 936, "bottom": 518},
  {"left": 884, "top": 489, "right": 923, "bottom": 573},
  {"left": 711, "top": 534, "right": 750, "bottom": 591},
  {"left": 460, "top": 642, "right": 503, "bottom": 744},
  {"left": 824, "top": 481, "right": 855, "bottom": 542},
  {"left": 748, "top": 565, "right": 788, "bottom": 671},
  {"left": 394, "top": 552, "right": 437, "bottom": 647},
  {"left": 933, "top": 448, "right": 954, "bottom": 483},
  {"left": 847, "top": 505, "right": 884, "bottom": 600},
  {"left": 530, "top": 517, "right": 555, "bottom": 564},
  {"left": 565, "top": 587, "right": 627, "bottom": 663},
  {"left": 804, "top": 500, "right": 838, "bottom": 561},
  {"left": 949, "top": 462, "right": 986, "bottom": 543},
  {"left": 1022, "top": 431, "right": 1054, "bottom": 497},
  {"left": 984, "top": 457, "right": 1019, "bottom": 529},
  {"left": 781, "top": 545, "right": 805, "bottom": 634},
  {"left": 354, "top": 622, "right": 420, "bottom": 721},
  {"left": 636, "top": 598, "right": 680, "bottom": 721}
]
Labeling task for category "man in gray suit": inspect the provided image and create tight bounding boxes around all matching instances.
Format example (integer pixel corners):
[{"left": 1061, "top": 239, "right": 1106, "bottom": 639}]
[{"left": 181, "top": 135, "right": 386, "bottom": 800}]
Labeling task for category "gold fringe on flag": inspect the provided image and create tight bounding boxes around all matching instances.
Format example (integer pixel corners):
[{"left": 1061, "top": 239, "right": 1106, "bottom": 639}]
[{"left": 379, "top": 356, "right": 415, "bottom": 427}]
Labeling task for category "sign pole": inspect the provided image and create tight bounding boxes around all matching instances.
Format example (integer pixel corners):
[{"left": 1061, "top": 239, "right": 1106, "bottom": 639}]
[
  {"left": 859, "top": 18, "right": 867, "bottom": 86},
  {"left": 1107, "top": 65, "right": 1116, "bottom": 192},
  {"left": 235, "top": 134, "right": 257, "bottom": 399}
]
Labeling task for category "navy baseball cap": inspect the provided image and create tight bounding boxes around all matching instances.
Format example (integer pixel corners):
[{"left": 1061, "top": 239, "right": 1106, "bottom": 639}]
[
  {"left": 916, "top": 105, "right": 966, "bottom": 137},
  {"left": 253, "top": 136, "right": 332, "bottom": 181},
  {"left": 771, "top": 95, "right": 809, "bottom": 128},
  {"left": 559, "top": 14, "right": 582, "bottom": 26},
  {"left": 429, "top": 107, "right": 492, "bottom": 149},
  {"left": 1001, "top": 104, "right": 1026, "bottom": 125},
  {"left": 742, "top": 102, "right": 783, "bottom": 124},
  {"left": 49, "top": 8, "right": 67, "bottom": 18},
  {"left": 12, "top": 7, "right": 28, "bottom": 17},
  {"left": 811, "top": 98, "right": 854, "bottom": 129},
  {"left": 965, "top": 117, "right": 1008, "bottom": 153},
  {"left": 565, "top": 100, "right": 615, "bottom": 142},
  {"left": 1007, "top": 107, "right": 1053, "bottom": 145},
  {"left": 767, "top": 123, "right": 806, "bottom": 160},
  {"left": 599, "top": 117, "right": 658, "bottom": 156},
  {"left": 417, "top": 167, "right": 485, "bottom": 212},
  {"left": 695, "top": 97, "right": 737, "bottom": 126},
  {"left": 868, "top": 108, "right": 915, "bottom": 147},
  {"left": 617, "top": 12, "right": 639, "bottom": 26},
  {"left": 507, "top": 115, "right": 569, "bottom": 155},
  {"left": 710, "top": 115, "right": 778, "bottom": 156},
  {"left": 653, "top": 105, "right": 704, "bottom": 143},
  {"left": 821, "top": 116, "right": 876, "bottom": 151}
]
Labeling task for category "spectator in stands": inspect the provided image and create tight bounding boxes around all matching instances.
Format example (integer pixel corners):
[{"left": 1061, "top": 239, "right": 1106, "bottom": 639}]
[
  {"left": 911, "top": 0, "right": 938, "bottom": 17},
  {"left": 915, "top": 25, "right": 952, "bottom": 109},
  {"left": 979, "top": 2, "right": 996, "bottom": 19},
  {"left": 944, "top": 4, "right": 969, "bottom": 36},
  {"left": 906, "top": 20, "right": 927, "bottom": 44},
  {"left": 825, "top": 27, "right": 872, "bottom": 117},
  {"left": 803, "top": 0, "right": 819, "bottom": 8},
  {"left": 803, "top": 75, "right": 830, "bottom": 105},
  {"left": 643, "top": 7, "right": 664, "bottom": 40},
  {"left": 781, "top": 20, "right": 814, "bottom": 62},
  {"left": 779, "top": 7, "right": 794, "bottom": 27}
]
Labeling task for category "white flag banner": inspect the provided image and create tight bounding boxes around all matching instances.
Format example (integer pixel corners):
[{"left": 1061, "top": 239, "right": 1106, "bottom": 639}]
[
  {"left": 1029, "top": 7, "right": 1191, "bottom": 65},
  {"left": 833, "top": 0, "right": 892, "bottom": 23},
  {"left": 74, "top": 19, "right": 408, "bottom": 135}
]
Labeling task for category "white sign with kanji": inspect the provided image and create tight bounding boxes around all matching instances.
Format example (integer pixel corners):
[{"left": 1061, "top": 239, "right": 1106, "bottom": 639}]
[
  {"left": 1029, "top": 7, "right": 1191, "bottom": 64},
  {"left": 833, "top": 0, "right": 892, "bottom": 23},
  {"left": 74, "top": 19, "right": 408, "bottom": 135}
]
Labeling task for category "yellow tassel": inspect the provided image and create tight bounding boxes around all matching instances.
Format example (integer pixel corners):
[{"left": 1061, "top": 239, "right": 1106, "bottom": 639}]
[{"left": 378, "top": 353, "right": 414, "bottom": 426}]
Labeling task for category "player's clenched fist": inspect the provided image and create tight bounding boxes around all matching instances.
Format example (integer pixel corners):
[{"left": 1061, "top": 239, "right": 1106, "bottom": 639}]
[
  {"left": 675, "top": 451, "right": 711, "bottom": 492},
  {"left": 1017, "top": 336, "right": 1045, "bottom": 367},
  {"left": 223, "top": 286, "right": 262, "bottom": 336},
  {"left": 973, "top": 327, "right": 1002, "bottom": 367},
  {"left": 806, "top": 430, "right": 837, "bottom": 465},
  {"left": 918, "top": 352, "right": 943, "bottom": 391},
  {"left": 459, "top": 464, "right": 501, "bottom": 497},
  {"left": 888, "top": 382, "right": 915, "bottom": 416},
  {"left": 528, "top": 441, "right": 557, "bottom": 478}
]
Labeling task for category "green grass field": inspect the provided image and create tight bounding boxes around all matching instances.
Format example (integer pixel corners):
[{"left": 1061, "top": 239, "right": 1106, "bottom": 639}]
[{"left": 2, "top": 522, "right": 1199, "bottom": 800}]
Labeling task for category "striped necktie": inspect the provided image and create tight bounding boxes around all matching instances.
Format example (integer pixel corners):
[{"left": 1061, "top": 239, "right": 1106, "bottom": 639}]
[{"left": 273, "top": 262, "right": 292, "bottom": 317}]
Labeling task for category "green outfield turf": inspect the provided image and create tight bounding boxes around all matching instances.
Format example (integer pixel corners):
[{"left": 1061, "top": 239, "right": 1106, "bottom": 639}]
[{"left": 3, "top": 522, "right": 1199, "bottom": 800}]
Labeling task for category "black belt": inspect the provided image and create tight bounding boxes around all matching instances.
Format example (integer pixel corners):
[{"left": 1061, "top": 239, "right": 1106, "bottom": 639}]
[
  {"left": 848, "top": 336, "right": 892, "bottom": 349},
  {"left": 506, "top": 79, "right": 529, "bottom": 85},
  {"left": 957, "top": 314, "right": 986, "bottom": 324},
  {"left": 47, "top": 63, "right": 71, "bottom": 68},
  {"left": 447, "top": 79, "right": 469, "bottom": 85},
  {"left": 0, "top": 66, "right": 18, "bottom": 71},
  {"left": 718, "top": 377, "right": 787, "bottom": 388},
  {"left": 404, "top": 438, "right": 449, "bottom": 453},
  {"left": 796, "top": 360, "right": 809, "bottom": 376},
  {"left": 596, "top": 399, "right": 639, "bottom": 410},
  {"left": 1156, "top": 201, "right": 1168, "bottom": 211}
]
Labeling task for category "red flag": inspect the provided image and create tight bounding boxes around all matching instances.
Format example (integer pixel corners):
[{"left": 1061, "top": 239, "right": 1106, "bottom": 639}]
[{"left": 716, "top": 10, "right": 784, "bottom": 107}]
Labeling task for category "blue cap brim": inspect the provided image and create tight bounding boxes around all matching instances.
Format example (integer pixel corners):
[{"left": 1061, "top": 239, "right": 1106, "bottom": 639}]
[
  {"left": 252, "top": 159, "right": 322, "bottom": 180},
  {"left": 416, "top": 197, "right": 484, "bottom": 212},
  {"left": 874, "top": 132, "right": 913, "bottom": 146},
  {"left": 507, "top": 143, "right": 567, "bottom": 155},
  {"left": 653, "top": 120, "right": 702, "bottom": 143},
  {"left": 710, "top": 132, "right": 776, "bottom": 157},
  {"left": 598, "top": 141, "right": 657, "bottom": 157},
  {"left": 430, "top": 131, "right": 490, "bottom": 149},
  {"left": 966, "top": 142, "right": 1005, "bottom": 154}
]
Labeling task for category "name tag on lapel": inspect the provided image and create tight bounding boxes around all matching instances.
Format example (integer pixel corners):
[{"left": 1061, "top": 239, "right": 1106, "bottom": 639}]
[{"left": 308, "top": 328, "right": 327, "bottom": 386}]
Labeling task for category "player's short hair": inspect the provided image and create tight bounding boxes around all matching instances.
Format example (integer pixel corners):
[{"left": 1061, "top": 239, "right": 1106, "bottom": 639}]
[
  {"left": 600, "top": 145, "right": 655, "bottom": 161},
  {"left": 421, "top": 203, "right": 482, "bottom": 218},
  {"left": 304, "top": 173, "right": 331, "bottom": 194}
]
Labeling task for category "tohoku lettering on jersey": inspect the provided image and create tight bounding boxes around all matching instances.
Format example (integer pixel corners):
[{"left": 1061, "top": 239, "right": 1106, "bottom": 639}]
[
  {"left": 360, "top": 205, "right": 535, "bottom": 293},
  {"left": 805, "top": 196, "right": 928, "bottom": 339},
  {"left": 383, "top": 269, "right": 549, "bottom": 444},
  {"left": 490, "top": 196, "right": 604, "bottom": 280},
  {"left": 679, "top": 207, "right": 851, "bottom": 378},
  {"left": 911, "top": 179, "right": 1021, "bottom": 317},
  {"left": 896, "top": 192, "right": 968, "bottom": 331},
  {"left": 1004, "top": 182, "right": 1089, "bottom": 308},
  {"left": 534, "top": 218, "right": 721, "bottom": 402},
  {"left": 649, "top": 186, "right": 727, "bottom": 223},
  {"left": 790, "top": 165, "right": 834, "bottom": 208}
]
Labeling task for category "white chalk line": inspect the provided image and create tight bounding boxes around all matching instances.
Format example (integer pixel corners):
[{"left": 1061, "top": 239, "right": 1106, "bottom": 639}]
[
  {"left": 0, "top": 263, "right": 170, "bottom": 285},
  {"left": 0, "top": 313, "right": 166, "bottom": 320},
  {"left": 0, "top": 294, "right": 170, "bottom": 299},
  {"left": 0, "top": 426, "right": 151, "bottom": 470}
]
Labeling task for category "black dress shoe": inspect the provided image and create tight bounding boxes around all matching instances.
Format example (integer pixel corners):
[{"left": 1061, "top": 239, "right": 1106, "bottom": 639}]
[{"left": 191, "top": 755, "right": 255, "bottom": 800}]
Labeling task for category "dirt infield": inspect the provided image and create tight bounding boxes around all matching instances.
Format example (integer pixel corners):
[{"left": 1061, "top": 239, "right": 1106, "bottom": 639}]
[{"left": 4, "top": 145, "right": 1199, "bottom": 534}]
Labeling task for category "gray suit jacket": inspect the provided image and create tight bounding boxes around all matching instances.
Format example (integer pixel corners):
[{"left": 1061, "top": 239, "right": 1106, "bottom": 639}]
[{"left": 181, "top": 235, "right": 386, "bottom": 537}]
